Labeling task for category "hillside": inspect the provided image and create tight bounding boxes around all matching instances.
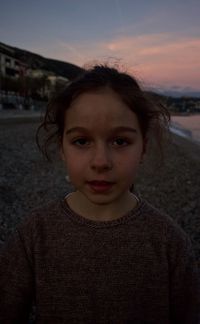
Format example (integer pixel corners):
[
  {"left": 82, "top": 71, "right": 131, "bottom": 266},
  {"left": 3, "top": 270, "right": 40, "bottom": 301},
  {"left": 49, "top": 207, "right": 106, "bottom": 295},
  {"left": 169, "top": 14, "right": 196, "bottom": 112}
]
[{"left": 0, "top": 41, "right": 84, "bottom": 79}]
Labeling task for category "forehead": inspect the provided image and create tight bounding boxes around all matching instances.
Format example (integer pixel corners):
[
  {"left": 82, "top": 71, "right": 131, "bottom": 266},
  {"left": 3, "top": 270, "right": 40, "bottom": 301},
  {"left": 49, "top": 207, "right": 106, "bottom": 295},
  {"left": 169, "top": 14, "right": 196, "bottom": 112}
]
[{"left": 64, "top": 89, "right": 139, "bottom": 129}]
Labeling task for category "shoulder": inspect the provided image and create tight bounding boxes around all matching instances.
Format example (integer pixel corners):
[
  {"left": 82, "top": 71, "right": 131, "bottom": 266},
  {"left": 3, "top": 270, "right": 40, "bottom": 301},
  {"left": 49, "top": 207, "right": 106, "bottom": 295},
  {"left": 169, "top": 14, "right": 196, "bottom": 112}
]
[
  {"left": 0, "top": 198, "right": 71, "bottom": 266},
  {"left": 19, "top": 199, "right": 62, "bottom": 225},
  {"left": 138, "top": 199, "right": 194, "bottom": 256},
  {"left": 140, "top": 199, "right": 188, "bottom": 237},
  {"left": 15, "top": 198, "right": 67, "bottom": 243},
  {"left": 136, "top": 200, "right": 199, "bottom": 280}
]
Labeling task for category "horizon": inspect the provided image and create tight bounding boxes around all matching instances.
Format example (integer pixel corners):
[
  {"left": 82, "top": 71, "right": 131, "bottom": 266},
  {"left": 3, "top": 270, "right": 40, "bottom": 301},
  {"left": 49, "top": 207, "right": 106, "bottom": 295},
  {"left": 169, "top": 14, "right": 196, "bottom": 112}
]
[{"left": 0, "top": 0, "right": 200, "bottom": 93}]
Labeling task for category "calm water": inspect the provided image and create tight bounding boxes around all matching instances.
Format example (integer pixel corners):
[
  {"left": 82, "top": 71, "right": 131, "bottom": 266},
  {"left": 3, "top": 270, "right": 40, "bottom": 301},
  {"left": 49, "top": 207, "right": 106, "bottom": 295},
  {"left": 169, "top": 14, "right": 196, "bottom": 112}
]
[{"left": 170, "top": 114, "right": 200, "bottom": 144}]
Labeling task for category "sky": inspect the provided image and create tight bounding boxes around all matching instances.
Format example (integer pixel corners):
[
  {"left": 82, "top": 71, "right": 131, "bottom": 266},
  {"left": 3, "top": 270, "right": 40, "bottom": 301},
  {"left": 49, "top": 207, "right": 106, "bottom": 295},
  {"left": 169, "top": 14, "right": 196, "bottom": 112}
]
[{"left": 0, "top": 0, "right": 200, "bottom": 92}]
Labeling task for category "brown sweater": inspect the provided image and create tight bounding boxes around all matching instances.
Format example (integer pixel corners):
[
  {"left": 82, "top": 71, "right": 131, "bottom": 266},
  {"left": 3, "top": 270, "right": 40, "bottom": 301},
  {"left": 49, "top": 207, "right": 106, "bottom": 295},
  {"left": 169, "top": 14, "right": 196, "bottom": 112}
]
[{"left": 0, "top": 197, "right": 199, "bottom": 323}]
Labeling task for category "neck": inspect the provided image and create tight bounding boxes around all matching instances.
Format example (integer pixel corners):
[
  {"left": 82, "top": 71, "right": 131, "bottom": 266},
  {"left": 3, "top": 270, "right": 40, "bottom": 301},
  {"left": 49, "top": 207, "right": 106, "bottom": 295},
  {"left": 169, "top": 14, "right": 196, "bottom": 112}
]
[{"left": 66, "top": 191, "right": 138, "bottom": 222}]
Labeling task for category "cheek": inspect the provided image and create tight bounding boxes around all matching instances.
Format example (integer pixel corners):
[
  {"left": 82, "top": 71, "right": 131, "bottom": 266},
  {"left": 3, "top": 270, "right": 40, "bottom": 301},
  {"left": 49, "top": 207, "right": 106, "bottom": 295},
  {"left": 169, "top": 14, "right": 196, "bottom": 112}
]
[
  {"left": 63, "top": 154, "right": 87, "bottom": 177},
  {"left": 116, "top": 151, "right": 143, "bottom": 178},
  {"left": 122, "top": 158, "right": 141, "bottom": 174},
  {"left": 64, "top": 161, "right": 81, "bottom": 184},
  {"left": 120, "top": 147, "right": 143, "bottom": 166}
]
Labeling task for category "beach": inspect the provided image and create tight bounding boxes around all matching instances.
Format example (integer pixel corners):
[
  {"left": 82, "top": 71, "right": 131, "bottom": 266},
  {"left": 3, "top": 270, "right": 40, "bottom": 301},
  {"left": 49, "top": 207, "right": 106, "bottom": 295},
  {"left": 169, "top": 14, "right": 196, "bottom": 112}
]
[
  {"left": 0, "top": 116, "right": 200, "bottom": 266},
  {"left": 170, "top": 114, "right": 200, "bottom": 144}
]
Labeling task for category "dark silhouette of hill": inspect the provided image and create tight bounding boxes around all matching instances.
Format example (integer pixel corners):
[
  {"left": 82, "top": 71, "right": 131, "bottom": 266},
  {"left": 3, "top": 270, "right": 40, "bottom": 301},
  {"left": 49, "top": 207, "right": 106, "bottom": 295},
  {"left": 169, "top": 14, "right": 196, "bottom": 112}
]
[{"left": 0, "top": 41, "right": 84, "bottom": 80}]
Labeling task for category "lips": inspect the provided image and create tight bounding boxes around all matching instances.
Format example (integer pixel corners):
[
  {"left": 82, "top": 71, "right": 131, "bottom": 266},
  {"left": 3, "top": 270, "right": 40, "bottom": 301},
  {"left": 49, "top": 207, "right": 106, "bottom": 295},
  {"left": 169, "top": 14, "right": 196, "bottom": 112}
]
[{"left": 87, "top": 180, "right": 114, "bottom": 193}]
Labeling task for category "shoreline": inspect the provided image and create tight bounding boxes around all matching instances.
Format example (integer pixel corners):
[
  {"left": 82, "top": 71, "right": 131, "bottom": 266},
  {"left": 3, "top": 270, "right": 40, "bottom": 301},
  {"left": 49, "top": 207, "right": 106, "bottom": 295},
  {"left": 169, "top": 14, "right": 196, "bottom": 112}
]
[
  {"left": 170, "top": 114, "right": 200, "bottom": 144},
  {"left": 169, "top": 132, "right": 200, "bottom": 162},
  {"left": 0, "top": 110, "right": 44, "bottom": 124}
]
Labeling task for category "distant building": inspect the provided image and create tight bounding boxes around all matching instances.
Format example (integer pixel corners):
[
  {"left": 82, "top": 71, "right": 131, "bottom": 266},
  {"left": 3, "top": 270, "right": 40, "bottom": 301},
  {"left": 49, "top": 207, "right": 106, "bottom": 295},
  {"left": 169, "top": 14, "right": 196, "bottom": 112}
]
[
  {"left": 167, "top": 96, "right": 200, "bottom": 114},
  {"left": 48, "top": 74, "right": 69, "bottom": 86},
  {"left": 0, "top": 52, "right": 20, "bottom": 78},
  {"left": 0, "top": 43, "right": 73, "bottom": 110},
  {"left": 28, "top": 69, "right": 46, "bottom": 78}
]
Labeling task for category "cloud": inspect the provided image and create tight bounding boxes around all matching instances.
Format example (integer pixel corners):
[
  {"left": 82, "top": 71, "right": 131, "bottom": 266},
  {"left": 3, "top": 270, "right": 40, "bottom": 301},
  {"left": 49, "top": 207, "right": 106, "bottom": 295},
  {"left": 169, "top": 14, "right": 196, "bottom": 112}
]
[
  {"left": 33, "top": 33, "right": 200, "bottom": 90},
  {"left": 101, "top": 33, "right": 200, "bottom": 89}
]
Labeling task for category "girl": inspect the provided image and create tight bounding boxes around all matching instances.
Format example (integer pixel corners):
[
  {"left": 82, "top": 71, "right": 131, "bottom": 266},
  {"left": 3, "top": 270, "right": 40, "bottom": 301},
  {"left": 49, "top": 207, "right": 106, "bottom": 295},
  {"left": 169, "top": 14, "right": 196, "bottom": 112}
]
[{"left": 0, "top": 65, "right": 199, "bottom": 323}]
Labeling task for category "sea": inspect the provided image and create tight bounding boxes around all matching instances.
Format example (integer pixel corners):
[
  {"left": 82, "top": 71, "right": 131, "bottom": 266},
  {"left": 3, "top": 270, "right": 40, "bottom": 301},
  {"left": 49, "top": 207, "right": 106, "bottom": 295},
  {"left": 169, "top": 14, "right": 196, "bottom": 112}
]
[{"left": 170, "top": 114, "right": 200, "bottom": 145}]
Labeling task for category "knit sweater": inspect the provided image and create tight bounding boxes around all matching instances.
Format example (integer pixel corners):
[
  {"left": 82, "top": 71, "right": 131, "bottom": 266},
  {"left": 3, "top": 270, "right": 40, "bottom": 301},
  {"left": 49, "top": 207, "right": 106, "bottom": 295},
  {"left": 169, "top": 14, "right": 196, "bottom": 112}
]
[{"left": 0, "top": 197, "right": 199, "bottom": 324}]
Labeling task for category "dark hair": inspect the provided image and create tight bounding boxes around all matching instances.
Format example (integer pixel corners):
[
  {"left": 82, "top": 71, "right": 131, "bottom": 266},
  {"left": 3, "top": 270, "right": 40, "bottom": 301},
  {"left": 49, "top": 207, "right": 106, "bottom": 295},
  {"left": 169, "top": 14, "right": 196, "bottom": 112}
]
[{"left": 36, "top": 64, "right": 170, "bottom": 160}]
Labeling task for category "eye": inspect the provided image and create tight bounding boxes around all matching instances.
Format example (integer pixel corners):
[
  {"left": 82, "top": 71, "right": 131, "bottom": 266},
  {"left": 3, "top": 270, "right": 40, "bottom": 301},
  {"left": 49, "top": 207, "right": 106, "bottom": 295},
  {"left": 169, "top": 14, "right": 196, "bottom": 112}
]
[
  {"left": 72, "top": 138, "right": 90, "bottom": 146},
  {"left": 112, "top": 137, "right": 130, "bottom": 146}
]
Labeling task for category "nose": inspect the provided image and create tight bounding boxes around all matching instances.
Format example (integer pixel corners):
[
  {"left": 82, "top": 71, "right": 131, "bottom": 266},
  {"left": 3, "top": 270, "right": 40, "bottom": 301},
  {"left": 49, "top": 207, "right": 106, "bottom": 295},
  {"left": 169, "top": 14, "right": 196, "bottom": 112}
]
[{"left": 91, "top": 143, "right": 113, "bottom": 172}]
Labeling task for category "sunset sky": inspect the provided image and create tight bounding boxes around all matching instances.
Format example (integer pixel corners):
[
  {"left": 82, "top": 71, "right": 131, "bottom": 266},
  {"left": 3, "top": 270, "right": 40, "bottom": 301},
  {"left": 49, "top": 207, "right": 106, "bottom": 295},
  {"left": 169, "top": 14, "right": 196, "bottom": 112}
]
[{"left": 0, "top": 0, "right": 199, "bottom": 92}]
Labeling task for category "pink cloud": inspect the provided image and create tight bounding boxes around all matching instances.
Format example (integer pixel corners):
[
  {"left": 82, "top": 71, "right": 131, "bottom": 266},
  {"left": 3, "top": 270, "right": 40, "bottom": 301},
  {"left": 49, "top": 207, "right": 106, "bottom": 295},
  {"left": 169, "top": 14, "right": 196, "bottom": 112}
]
[
  {"left": 33, "top": 33, "right": 200, "bottom": 90},
  {"left": 102, "top": 34, "right": 200, "bottom": 89}
]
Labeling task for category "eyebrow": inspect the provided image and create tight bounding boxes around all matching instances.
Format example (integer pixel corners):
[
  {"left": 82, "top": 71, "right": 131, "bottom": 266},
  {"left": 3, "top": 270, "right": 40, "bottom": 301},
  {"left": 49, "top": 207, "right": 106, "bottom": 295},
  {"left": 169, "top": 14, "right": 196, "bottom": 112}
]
[{"left": 65, "top": 126, "right": 137, "bottom": 135}]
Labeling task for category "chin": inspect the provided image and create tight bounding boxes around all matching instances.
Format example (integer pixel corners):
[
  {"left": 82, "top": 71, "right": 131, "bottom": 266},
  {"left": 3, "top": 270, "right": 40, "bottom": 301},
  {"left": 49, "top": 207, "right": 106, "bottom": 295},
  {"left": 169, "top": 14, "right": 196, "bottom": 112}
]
[{"left": 86, "top": 192, "right": 120, "bottom": 206}]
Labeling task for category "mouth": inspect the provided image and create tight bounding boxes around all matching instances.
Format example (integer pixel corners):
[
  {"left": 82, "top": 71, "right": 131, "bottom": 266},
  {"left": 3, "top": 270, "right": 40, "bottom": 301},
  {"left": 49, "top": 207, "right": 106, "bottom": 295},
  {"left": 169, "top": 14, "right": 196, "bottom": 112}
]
[{"left": 87, "top": 180, "right": 115, "bottom": 193}]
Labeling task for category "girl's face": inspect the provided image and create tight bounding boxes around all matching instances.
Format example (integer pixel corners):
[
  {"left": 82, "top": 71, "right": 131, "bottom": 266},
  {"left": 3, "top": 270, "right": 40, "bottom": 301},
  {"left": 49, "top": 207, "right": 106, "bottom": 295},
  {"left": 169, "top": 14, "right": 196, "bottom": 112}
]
[{"left": 61, "top": 88, "right": 145, "bottom": 209}]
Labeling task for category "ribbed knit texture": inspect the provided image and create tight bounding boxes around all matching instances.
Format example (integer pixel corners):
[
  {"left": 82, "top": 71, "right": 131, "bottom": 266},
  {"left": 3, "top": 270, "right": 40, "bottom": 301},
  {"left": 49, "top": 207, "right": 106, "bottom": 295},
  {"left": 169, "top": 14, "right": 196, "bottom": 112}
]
[{"left": 0, "top": 197, "right": 199, "bottom": 323}]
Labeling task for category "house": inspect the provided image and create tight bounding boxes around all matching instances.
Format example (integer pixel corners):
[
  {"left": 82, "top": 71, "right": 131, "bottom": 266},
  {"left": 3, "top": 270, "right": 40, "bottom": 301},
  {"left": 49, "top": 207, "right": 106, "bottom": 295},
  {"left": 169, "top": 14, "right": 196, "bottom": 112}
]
[{"left": 0, "top": 44, "right": 28, "bottom": 79}]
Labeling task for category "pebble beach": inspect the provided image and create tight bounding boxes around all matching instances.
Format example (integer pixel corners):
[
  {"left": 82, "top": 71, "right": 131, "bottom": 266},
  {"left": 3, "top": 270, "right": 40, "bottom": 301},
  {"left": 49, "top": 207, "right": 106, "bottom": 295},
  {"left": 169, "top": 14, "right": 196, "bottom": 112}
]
[{"left": 0, "top": 114, "right": 200, "bottom": 268}]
